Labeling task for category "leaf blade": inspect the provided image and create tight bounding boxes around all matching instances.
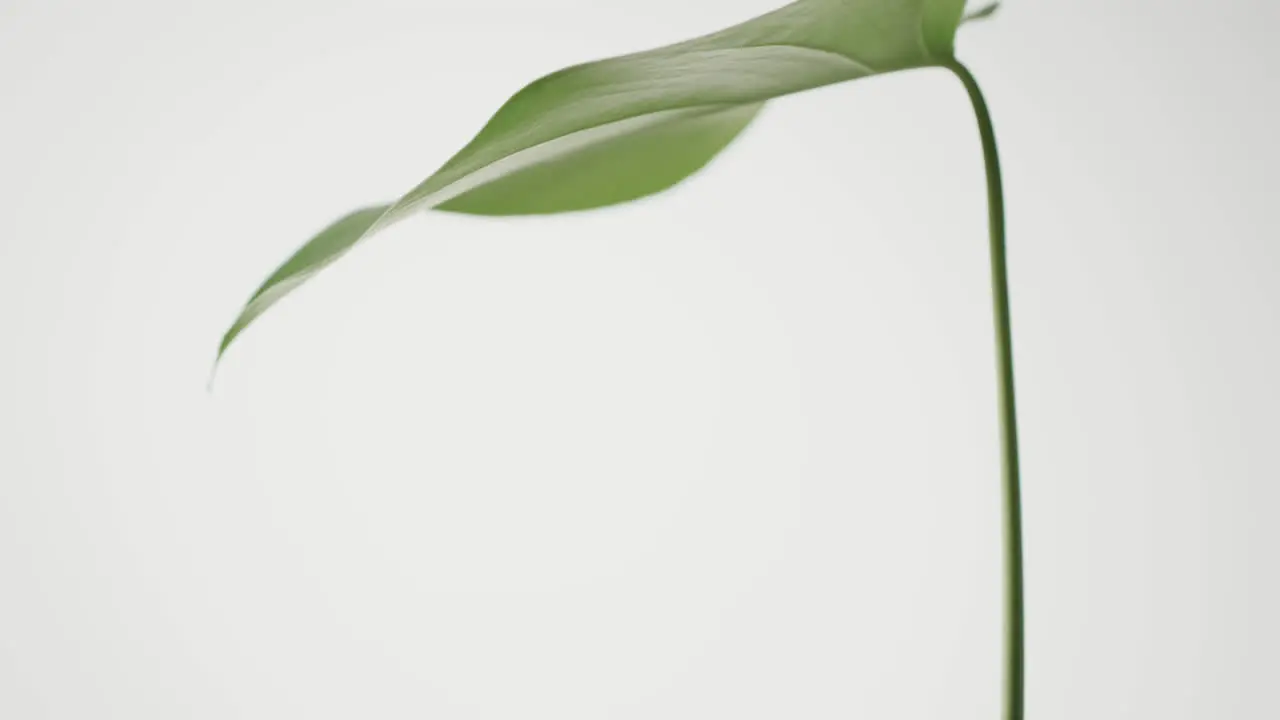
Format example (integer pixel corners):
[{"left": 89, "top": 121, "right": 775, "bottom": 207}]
[
  {"left": 438, "top": 102, "right": 763, "bottom": 216},
  {"left": 217, "top": 0, "right": 969, "bottom": 364}
]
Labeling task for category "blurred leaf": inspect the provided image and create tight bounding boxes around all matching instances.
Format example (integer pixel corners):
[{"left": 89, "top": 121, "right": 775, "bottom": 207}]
[
  {"left": 217, "top": 0, "right": 968, "bottom": 363},
  {"left": 963, "top": 2, "right": 1001, "bottom": 23}
]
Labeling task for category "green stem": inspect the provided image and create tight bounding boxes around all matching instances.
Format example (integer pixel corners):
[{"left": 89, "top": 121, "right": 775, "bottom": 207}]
[{"left": 946, "top": 61, "right": 1025, "bottom": 720}]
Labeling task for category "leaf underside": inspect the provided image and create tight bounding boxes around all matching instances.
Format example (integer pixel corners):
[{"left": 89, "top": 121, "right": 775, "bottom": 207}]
[{"left": 217, "top": 0, "right": 968, "bottom": 364}]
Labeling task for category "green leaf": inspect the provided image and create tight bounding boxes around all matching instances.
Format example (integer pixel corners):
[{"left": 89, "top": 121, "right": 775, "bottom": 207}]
[
  {"left": 216, "top": 0, "right": 968, "bottom": 364},
  {"left": 962, "top": 2, "right": 1001, "bottom": 24}
]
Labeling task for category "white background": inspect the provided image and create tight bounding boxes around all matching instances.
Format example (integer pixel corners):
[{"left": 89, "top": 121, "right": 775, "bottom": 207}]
[{"left": 1, "top": 1, "right": 1277, "bottom": 718}]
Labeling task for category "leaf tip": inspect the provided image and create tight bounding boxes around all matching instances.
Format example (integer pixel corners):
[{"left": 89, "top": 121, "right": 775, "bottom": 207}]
[
  {"left": 963, "top": 1, "right": 1001, "bottom": 24},
  {"left": 208, "top": 332, "right": 235, "bottom": 393}
]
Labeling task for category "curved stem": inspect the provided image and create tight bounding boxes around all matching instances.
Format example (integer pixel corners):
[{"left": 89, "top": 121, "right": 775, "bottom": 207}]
[{"left": 946, "top": 60, "right": 1025, "bottom": 720}]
